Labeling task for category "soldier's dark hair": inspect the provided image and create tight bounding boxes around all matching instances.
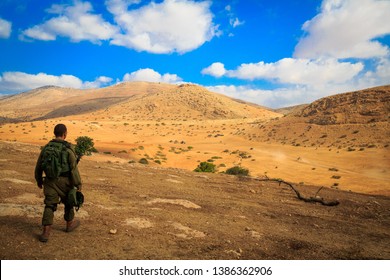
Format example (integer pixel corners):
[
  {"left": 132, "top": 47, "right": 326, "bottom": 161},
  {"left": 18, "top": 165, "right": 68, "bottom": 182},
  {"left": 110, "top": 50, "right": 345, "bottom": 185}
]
[{"left": 54, "top": 124, "right": 67, "bottom": 137}]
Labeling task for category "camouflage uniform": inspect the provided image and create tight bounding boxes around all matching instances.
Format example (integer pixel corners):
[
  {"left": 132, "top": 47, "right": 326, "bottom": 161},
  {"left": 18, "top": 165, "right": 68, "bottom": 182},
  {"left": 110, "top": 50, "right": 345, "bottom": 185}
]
[{"left": 35, "top": 139, "right": 82, "bottom": 226}]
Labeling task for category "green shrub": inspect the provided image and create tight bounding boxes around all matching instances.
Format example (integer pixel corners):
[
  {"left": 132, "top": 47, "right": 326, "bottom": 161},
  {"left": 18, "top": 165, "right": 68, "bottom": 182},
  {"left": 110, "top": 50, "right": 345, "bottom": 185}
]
[
  {"left": 225, "top": 166, "right": 249, "bottom": 176},
  {"left": 139, "top": 158, "right": 149, "bottom": 164},
  {"left": 194, "top": 162, "right": 216, "bottom": 173}
]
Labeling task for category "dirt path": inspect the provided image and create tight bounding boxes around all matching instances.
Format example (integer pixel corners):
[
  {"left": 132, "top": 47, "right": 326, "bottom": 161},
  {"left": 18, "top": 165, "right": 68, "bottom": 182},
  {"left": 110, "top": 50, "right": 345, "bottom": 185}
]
[{"left": 0, "top": 141, "right": 389, "bottom": 259}]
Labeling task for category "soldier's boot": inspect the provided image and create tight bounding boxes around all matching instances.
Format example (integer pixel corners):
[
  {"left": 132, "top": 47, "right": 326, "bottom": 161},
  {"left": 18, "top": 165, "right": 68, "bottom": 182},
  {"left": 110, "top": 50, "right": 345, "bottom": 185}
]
[
  {"left": 39, "top": 225, "right": 51, "bottom": 242},
  {"left": 66, "top": 219, "right": 80, "bottom": 232}
]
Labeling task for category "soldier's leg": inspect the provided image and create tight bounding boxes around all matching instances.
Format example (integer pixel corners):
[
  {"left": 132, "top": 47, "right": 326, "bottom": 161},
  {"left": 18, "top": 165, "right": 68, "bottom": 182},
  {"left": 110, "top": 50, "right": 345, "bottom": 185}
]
[
  {"left": 42, "top": 180, "right": 60, "bottom": 226},
  {"left": 57, "top": 177, "right": 75, "bottom": 222}
]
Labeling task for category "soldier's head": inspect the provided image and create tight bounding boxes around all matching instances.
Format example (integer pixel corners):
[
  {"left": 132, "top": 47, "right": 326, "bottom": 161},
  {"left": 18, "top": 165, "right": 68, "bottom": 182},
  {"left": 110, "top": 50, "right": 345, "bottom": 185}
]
[{"left": 54, "top": 124, "right": 67, "bottom": 139}]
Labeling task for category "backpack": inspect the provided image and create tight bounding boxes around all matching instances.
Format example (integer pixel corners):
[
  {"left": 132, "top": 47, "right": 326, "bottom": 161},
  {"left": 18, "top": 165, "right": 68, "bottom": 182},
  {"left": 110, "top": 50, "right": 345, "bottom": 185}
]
[{"left": 41, "top": 141, "right": 70, "bottom": 179}]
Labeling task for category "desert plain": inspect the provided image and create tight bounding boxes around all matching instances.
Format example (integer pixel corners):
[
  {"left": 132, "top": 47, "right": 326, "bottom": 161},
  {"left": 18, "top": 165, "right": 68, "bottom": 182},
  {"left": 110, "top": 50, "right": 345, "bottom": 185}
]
[{"left": 0, "top": 82, "right": 389, "bottom": 259}]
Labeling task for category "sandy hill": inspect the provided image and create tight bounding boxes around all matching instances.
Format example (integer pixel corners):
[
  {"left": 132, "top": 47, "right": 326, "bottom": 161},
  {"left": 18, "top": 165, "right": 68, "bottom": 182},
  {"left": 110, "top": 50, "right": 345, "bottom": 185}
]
[
  {"left": 83, "top": 83, "right": 280, "bottom": 121},
  {"left": 0, "top": 82, "right": 279, "bottom": 122},
  {"left": 0, "top": 140, "right": 389, "bottom": 260},
  {"left": 246, "top": 85, "right": 390, "bottom": 149}
]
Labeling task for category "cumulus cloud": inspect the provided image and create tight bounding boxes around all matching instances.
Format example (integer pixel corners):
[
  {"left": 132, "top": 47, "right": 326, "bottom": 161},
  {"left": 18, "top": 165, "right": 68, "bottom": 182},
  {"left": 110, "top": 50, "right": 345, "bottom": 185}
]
[
  {"left": 21, "top": 1, "right": 118, "bottom": 43},
  {"left": 0, "top": 72, "right": 114, "bottom": 94},
  {"left": 206, "top": 56, "right": 390, "bottom": 108},
  {"left": 122, "top": 68, "right": 183, "bottom": 83},
  {"left": 294, "top": 0, "right": 390, "bottom": 59},
  {"left": 201, "top": 62, "right": 227, "bottom": 77},
  {"left": 82, "top": 76, "right": 113, "bottom": 88},
  {"left": 207, "top": 85, "right": 311, "bottom": 108},
  {"left": 106, "top": 0, "right": 219, "bottom": 53},
  {"left": 18, "top": 0, "right": 219, "bottom": 53},
  {"left": 0, "top": 18, "right": 12, "bottom": 39},
  {"left": 203, "top": 58, "right": 364, "bottom": 86}
]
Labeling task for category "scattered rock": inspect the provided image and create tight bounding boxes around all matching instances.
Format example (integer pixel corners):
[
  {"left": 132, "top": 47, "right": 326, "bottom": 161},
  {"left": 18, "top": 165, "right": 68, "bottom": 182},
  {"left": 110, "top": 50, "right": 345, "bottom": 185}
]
[
  {"left": 166, "top": 179, "right": 183, "bottom": 184},
  {"left": 147, "top": 198, "right": 201, "bottom": 209},
  {"left": 125, "top": 218, "right": 153, "bottom": 229},
  {"left": 109, "top": 229, "right": 117, "bottom": 234},
  {"left": 1, "top": 178, "right": 33, "bottom": 185},
  {"left": 170, "top": 222, "right": 206, "bottom": 239}
]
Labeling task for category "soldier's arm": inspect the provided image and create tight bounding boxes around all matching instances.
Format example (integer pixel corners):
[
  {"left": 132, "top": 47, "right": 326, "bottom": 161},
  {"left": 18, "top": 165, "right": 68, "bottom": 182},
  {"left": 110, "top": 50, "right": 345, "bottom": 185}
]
[
  {"left": 34, "top": 148, "right": 44, "bottom": 188},
  {"left": 68, "top": 147, "right": 82, "bottom": 190}
]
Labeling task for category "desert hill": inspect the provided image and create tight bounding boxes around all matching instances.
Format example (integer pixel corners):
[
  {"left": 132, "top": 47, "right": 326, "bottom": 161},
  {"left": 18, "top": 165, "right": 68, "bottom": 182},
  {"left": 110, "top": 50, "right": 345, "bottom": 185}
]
[
  {"left": 0, "top": 82, "right": 279, "bottom": 122},
  {"left": 247, "top": 85, "right": 390, "bottom": 149},
  {"left": 82, "top": 83, "right": 280, "bottom": 121},
  {"left": 274, "top": 104, "right": 308, "bottom": 115},
  {"left": 0, "top": 82, "right": 176, "bottom": 122},
  {"left": 0, "top": 140, "right": 389, "bottom": 260},
  {"left": 293, "top": 85, "right": 390, "bottom": 125}
]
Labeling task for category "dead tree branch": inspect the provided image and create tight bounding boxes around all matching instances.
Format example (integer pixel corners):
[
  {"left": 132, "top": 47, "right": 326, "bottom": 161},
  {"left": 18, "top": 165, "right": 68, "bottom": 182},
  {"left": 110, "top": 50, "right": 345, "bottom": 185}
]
[{"left": 257, "top": 178, "right": 339, "bottom": 206}]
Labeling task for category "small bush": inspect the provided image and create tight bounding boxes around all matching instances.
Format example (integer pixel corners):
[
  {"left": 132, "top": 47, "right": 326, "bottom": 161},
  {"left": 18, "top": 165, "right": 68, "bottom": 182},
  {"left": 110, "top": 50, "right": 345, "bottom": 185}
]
[
  {"left": 194, "top": 162, "right": 216, "bottom": 173},
  {"left": 225, "top": 166, "right": 249, "bottom": 176},
  {"left": 139, "top": 158, "right": 149, "bottom": 164}
]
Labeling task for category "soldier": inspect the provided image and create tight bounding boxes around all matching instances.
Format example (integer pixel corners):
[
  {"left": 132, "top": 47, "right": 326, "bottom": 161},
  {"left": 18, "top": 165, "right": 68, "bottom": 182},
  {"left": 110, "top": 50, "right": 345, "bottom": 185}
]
[{"left": 35, "top": 124, "right": 82, "bottom": 242}]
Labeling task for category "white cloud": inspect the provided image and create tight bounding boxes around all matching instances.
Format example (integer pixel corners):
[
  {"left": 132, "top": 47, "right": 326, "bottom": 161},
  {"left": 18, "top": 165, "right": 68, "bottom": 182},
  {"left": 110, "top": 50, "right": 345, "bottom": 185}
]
[
  {"left": 230, "top": 17, "right": 244, "bottom": 28},
  {"left": 0, "top": 18, "right": 12, "bottom": 39},
  {"left": 203, "top": 58, "right": 364, "bottom": 86},
  {"left": 294, "top": 0, "right": 390, "bottom": 59},
  {"left": 207, "top": 85, "right": 312, "bottom": 108},
  {"left": 0, "top": 72, "right": 114, "bottom": 93},
  {"left": 122, "top": 68, "right": 182, "bottom": 84},
  {"left": 106, "top": 0, "right": 219, "bottom": 53},
  {"left": 21, "top": 1, "right": 118, "bottom": 43},
  {"left": 82, "top": 76, "right": 113, "bottom": 88},
  {"left": 206, "top": 56, "right": 390, "bottom": 108},
  {"left": 201, "top": 62, "right": 227, "bottom": 77},
  {"left": 202, "top": 0, "right": 390, "bottom": 109}
]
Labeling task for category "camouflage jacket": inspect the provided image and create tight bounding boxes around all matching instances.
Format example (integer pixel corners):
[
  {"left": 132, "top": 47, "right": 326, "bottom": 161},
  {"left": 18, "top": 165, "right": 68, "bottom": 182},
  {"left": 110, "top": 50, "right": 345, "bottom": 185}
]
[{"left": 35, "top": 139, "right": 82, "bottom": 190}]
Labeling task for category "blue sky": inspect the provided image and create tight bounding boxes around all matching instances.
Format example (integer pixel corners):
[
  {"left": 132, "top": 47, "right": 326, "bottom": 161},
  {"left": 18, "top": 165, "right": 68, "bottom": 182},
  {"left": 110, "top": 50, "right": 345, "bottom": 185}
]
[{"left": 0, "top": 0, "right": 389, "bottom": 108}]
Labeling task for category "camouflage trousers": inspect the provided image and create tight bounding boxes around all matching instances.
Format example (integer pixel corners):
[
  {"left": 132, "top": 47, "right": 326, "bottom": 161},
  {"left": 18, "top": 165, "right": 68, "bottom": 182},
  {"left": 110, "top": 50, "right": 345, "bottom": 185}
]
[{"left": 42, "top": 177, "right": 74, "bottom": 226}]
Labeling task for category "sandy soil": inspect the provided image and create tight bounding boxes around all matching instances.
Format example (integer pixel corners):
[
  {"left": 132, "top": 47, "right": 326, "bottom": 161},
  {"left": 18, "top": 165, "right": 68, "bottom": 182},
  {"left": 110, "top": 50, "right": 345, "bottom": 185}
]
[
  {"left": 0, "top": 140, "right": 389, "bottom": 260},
  {"left": 1, "top": 117, "right": 388, "bottom": 196}
]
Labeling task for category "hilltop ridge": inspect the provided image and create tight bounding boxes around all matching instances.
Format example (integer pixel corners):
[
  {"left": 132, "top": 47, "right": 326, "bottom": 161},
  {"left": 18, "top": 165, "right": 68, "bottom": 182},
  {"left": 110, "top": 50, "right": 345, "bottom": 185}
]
[{"left": 0, "top": 82, "right": 279, "bottom": 122}]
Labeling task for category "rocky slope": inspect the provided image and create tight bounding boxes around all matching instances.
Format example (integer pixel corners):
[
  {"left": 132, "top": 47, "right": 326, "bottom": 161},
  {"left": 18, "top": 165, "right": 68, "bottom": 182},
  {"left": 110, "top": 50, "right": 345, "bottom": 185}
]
[{"left": 294, "top": 85, "right": 390, "bottom": 125}]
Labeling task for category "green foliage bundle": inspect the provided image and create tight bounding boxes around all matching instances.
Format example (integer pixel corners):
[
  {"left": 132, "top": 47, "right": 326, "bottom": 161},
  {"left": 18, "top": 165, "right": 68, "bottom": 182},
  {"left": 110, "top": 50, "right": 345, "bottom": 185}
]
[{"left": 75, "top": 136, "right": 97, "bottom": 159}]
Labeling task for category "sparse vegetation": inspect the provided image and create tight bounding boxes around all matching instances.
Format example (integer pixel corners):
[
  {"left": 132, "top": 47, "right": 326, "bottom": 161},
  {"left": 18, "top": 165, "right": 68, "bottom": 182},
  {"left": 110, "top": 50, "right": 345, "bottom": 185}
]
[
  {"left": 139, "top": 158, "right": 149, "bottom": 164},
  {"left": 194, "top": 162, "right": 216, "bottom": 173},
  {"left": 225, "top": 166, "right": 249, "bottom": 176}
]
